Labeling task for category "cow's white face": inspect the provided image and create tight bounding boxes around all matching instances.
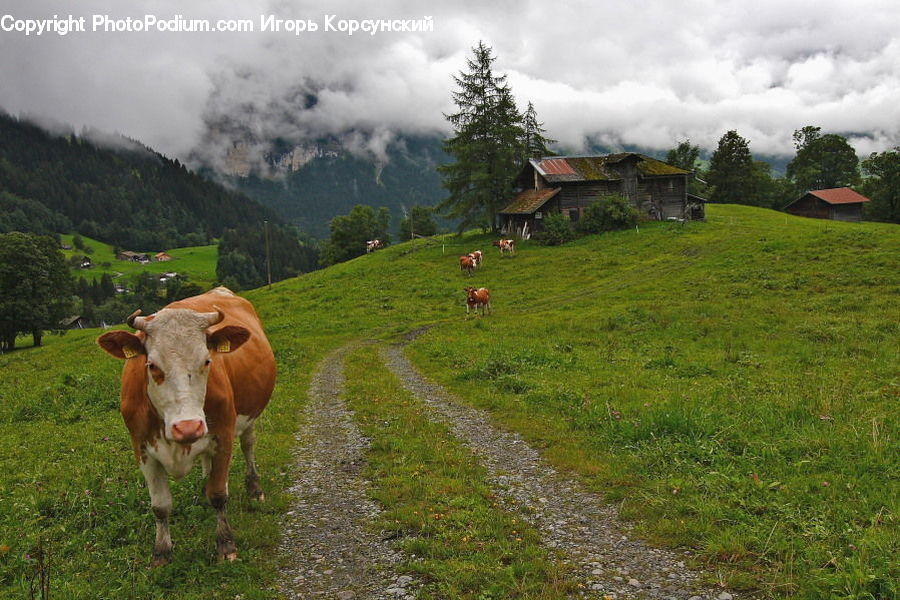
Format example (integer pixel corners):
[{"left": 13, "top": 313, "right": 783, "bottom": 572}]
[
  {"left": 142, "top": 309, "right": 215, "bottom": 443},
  {"left": 98, "top": 307, "right": 251, "bottom": 445}
]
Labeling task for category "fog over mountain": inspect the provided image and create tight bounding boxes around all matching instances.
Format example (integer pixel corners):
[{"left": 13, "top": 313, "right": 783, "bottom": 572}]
[{"left": 2, "top": 0, "right": 900, "bottom": 171}]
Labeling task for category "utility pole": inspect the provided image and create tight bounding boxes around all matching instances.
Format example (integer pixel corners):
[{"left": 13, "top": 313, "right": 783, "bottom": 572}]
[{"left": 264, "top": 220, "right": 272, "bottom": 290}]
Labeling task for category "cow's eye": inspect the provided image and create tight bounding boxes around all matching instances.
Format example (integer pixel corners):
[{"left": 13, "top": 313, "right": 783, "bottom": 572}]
[
  {"left": 204, "top": 359, "right": 212, "bottom": 367},
  {"left": 147, "top": 362, "right": 165, "bottom": 384}
]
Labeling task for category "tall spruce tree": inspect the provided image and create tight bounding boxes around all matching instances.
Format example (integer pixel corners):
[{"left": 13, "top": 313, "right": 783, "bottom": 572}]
[
  {"left": 707, "top": 130, "right": 757, "bottom": 205},
  {"left": 522, "top": 101, "right": 556, "bottom": 160},
  {"left": 438, "top": 41, "right": 525, "bottom": 232}
]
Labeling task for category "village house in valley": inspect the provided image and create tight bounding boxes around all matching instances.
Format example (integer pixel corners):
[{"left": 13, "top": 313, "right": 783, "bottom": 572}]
[
  {"left": 117, "top": 250, "right": 151, "bottom": 263},
  {"left": 783, "top": 187, "right": 870, "bottom": 222},
  {"left": 499, "top": 153, "right": 704, "bottom": 236}
]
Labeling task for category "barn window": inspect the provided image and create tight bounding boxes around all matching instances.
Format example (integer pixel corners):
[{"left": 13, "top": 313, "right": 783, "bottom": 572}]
[{"left": 535, "top": 211, "right": 543, "bottom": 219}]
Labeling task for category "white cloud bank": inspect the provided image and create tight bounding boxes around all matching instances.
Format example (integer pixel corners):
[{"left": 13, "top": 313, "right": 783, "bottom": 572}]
[{"left": 1, "top": 0, "right": 899, "bottom": 164}]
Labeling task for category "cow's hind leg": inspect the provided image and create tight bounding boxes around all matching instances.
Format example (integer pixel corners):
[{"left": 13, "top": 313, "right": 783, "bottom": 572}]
[
  {"left": 240, "top": 422, "right": 265, "bottom": 501},
  {"left": 206, "top": 439, "right": 237, "bottom": 561},
  {"left": 140, "top": 459, "right": 174, "bottom": 566}
]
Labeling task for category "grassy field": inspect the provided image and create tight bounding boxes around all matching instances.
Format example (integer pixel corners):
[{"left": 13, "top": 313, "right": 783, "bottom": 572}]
[
  {"left": 0, "top": 205, "right": 896, "bottom": 599},
  {"left": 344, "top": 347, "right": 573, "bottom": 598},
  {"left": 59, "top": 233, "right": 219, "bottom": 287}
]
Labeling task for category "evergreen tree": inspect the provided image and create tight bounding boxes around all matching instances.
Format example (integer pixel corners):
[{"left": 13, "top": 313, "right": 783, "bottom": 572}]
[
  {"left": 707, "top": 130, "right": 758, "bottom": 205},
  {"left": 438, "top": 41, "right": 525, "bottom": 232},
  {"left": 99, "top": 272, "right": 116, "bottom": 300},
  {"left": 216, "top": 223, "right": 318, "bottom": 289},
  {"left": 522, "top": 101, "right": 556, "bottom": 160}
]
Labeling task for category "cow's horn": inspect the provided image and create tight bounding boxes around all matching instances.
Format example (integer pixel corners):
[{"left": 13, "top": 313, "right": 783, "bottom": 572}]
[
  {"left": 203, "top": 307, "right": 225, "bottom": 327},
  {"left": 126, "top": 309, "right": 148, "bottom": 331}
]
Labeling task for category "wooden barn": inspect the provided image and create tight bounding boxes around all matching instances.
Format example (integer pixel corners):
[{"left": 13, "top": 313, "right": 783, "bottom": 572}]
[
  {"left": 499, "top": 153, "right": 703, "bottom": 236},
  {"left": 783, "top": 187, "right": 870, "bottom": 222}
]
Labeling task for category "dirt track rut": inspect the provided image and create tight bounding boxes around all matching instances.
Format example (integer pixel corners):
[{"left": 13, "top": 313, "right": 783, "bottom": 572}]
[
  {"left": 278, "top": 344, "right": 416, "bottom": 599},
  {"left": 380, "top": 342, "right": 734, "bottom": 600},
  {"left": 279, "top": 342, "right": 737, "bottom": 600}
]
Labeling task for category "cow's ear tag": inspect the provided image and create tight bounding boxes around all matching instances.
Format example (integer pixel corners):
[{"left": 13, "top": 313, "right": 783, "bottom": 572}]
[
  {"left": 122, "top": 346, "right": 138, "bottom": 359},
  {"left": 217, "top": 340, "right": 231, "bottom": 353}
]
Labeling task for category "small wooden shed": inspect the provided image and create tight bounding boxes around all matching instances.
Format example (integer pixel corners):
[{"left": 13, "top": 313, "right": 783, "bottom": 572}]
[{"left": 784, "top": 188, "right": 870, "bottom": 222}]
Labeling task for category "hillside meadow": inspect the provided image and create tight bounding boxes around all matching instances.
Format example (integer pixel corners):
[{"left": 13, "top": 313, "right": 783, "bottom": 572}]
[
  {"left": 0, "top": 205, "right": 896, "bottom": 599},
  {"left": 60, "top": 233, "right": 219, "bottom": 287}
]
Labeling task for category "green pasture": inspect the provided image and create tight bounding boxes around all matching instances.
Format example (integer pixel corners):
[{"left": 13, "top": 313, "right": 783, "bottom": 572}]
[
  {"left": 59, "top": 233, "right": 218, "bottom": 287},
  {"left": 0, "top": 205, "right": 896, "bottom": 599}
]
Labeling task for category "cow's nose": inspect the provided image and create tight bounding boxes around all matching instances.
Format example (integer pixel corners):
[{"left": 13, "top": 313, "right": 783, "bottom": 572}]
[{"left": 171, "top": 419, "right": 206, "bottom": 443}]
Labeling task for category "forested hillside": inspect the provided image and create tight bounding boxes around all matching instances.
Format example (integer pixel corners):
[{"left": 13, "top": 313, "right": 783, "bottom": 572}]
[
  {"left": 0, "top": 112, "right": 279, "bottom": 249},
  {"left": 223, "top": 136, "right": 447, "bottom": 238}
]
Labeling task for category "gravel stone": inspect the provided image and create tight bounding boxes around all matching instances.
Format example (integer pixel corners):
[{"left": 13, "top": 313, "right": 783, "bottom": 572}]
[
  {"left": 382, "top": 342, "right": 739, "bottom": 600},
  {"left": 277, "top": 345, "right": 419, "bottom": 599}
]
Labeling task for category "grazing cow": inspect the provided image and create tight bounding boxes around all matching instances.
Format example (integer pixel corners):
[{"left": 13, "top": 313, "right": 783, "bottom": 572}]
[
  {"left": 459, "top": 254, "right": 476, "bottom": 276},
  {"left": 97, "top": 287, "right": 276, "bottom": 565},
  {"left": 366, "top": 239, "right": 383, "bottom": 253},
  {"left": 464, "top": 287, "right": 492, "bottom": 315},
  {"left": 492, "top": 239, "right": 516, "bottom": 255},
  {"left": 469, "top": 250, "right": 483, "bottom": 268}
]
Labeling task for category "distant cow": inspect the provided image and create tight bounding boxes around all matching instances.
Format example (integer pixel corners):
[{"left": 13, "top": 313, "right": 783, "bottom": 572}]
[
  {"left": 97, "top": 287, "right": 276, "bottom": 565},
  {"left": 366, "top": 239, "right": 383, "bottom": 253},
  {"left": 493, "top": 239, "right": 516, "bottom": 255},
  {"left": 459, "top": 254, "right": 476, "bottom": 276},
  {"left": 464, "top": 287, "right": 492, "bottom": 315},
  {"left": 468, "top": 250, "right": 483, "bottom": 268}
]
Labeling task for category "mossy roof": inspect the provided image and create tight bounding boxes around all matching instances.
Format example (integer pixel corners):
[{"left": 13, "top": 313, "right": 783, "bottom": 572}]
[
  {"left": 531, "top": 153, "right": 689, "bottom": 182},
  {"left": 499, "top": 187, "right": 561, "bottom": 215}
]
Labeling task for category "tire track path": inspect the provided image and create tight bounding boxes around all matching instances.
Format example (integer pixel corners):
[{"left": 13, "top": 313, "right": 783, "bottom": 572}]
[
  {"left": 278, "top": 345, "right": 417, "bottom": 600},
  {"left": 381, "top": 343, "right": 736, "bottom": 600}
]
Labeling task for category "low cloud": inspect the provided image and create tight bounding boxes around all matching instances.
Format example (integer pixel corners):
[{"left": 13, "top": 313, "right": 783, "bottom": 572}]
[{"left": 1, "top": 0, "right": 898, "bottom": 169}]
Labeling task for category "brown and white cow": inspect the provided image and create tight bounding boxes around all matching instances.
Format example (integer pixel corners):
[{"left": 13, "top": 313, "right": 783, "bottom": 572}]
[
  {"left": 464, "top": 286, "right": 492, "bottom": 315},
  {"left": 97, "top": 287, "right": 276, "bottom": 565},
  {"left": 469, "top": 250, "right": 483, "bottom": 268},
  {"left": 366, "top": 239, "right": 383, "bottom": 253},
  {"left": 459, "top": 254, "right": 476, "bottom": 276},
  {"left": 492, "top": 239, "right": 516, "bottom": 255}
]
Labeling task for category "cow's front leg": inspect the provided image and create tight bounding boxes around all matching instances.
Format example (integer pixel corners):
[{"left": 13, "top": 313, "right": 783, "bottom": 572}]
[
  {"left": 240, "top": 423, "right": 265, "bottom": 501},
  {"left": 206, "top": 436, "right": 237, "bottom": 561},
  {"left": 140, "top": 458, "right": 173, "bottom": 566}
]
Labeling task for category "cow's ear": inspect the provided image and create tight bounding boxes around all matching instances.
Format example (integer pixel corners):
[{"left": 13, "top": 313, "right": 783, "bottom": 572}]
[
  {"left": 97, "top": 331, "right": 146, "bottom": 360},
  {"left": 207, "top": 326, "right": 251, "bottom": 354}
]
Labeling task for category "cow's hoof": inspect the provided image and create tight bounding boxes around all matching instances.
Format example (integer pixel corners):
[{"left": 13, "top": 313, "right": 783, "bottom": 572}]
[
  {"left": 151, "top": 554, "right": 171, "bottom": 567},
  {"left": 221, "top": 551, "right": 238, "bottom": 562}
]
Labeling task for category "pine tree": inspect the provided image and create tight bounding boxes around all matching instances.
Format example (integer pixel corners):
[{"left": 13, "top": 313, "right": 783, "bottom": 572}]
[
  {"left": 522, "top": 101, "right": 555, "bottom": 160},
  {"left": 707, "top": 130, "right": 756, "bottom": 205},
  {"left": 438, "top": 41, "right": 525, "bottom": 232}
]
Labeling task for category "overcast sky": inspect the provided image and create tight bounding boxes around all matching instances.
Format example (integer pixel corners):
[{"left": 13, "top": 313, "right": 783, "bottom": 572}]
[{"left": 2, "top": 0, "right": 899, "bottom": 167}]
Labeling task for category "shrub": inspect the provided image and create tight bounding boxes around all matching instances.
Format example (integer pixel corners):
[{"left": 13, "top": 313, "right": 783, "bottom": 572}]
[
  {"left": 578, "top": 194, "right": 640, "bottom": 234},
  {"left": 536, "top": 212, "right": 575, "bottom": 245}
]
